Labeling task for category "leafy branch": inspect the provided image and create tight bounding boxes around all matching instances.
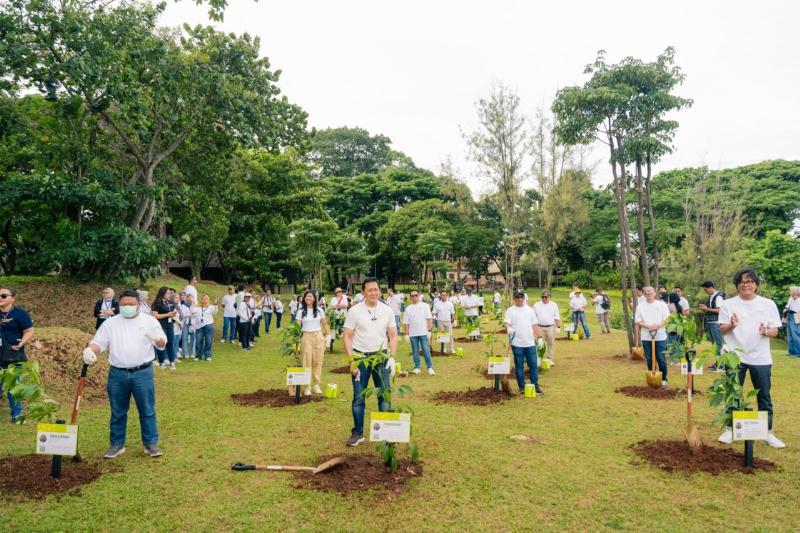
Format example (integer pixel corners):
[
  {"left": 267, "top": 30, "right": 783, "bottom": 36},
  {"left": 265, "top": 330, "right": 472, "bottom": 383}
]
[{"left": 0, "top": 362, "right": 60, "bottom": 423}]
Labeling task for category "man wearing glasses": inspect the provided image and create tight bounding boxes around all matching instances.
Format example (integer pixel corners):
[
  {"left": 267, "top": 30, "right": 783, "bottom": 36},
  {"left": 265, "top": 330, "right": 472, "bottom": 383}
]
[
  {"left": 504, "top": 289, "right": 544, "bottom": 395},
  {"left": 403, "top": 291, "right": 435, "bottom": 374},
  {"left": 533, "top": 291, "right": 561, "bottom": 366},
  {"left": 0, "top": 287, "right": 34, "bottom": 423},
  {"left": 634, "top": 286, "right": 670, "bottom": 389},
  {"left": 717, "top": 268, "right": 785, "bottom": 448},
  {"left": 433, "top": 290, "right": 456, "bottom": 354}
]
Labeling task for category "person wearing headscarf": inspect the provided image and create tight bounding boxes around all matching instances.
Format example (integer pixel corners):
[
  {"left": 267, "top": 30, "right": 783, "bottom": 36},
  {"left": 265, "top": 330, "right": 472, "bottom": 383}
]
[{"left": 94, "top": 288, "right": 120, "bottom": 330}]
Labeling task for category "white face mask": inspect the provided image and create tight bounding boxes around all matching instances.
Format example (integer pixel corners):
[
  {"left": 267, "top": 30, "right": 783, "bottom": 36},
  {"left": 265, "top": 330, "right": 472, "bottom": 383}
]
[{"left": 120, "top": 305, "right": 138, "bottom": 318}]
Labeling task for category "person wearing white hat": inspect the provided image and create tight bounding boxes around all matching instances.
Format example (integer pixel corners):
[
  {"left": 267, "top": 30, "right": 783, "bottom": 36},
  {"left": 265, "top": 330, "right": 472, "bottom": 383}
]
[{"left": 237, "top": 293, "right": 255, "bottom": 350}]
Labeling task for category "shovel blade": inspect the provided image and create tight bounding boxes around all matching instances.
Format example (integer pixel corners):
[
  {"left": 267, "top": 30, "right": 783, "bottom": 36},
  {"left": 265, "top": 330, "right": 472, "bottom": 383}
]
[
  {"left": 313, "top": 456, "right": 345, "bottom": 474},
  {"left": 645, "top": 370, "right": 662, "bottom": 388},
  {"left": 684, "top": 425, "right": 704, "bottom": 449},
  {"left": 631, "top": 347, "right": 645, "bottom": 361}
]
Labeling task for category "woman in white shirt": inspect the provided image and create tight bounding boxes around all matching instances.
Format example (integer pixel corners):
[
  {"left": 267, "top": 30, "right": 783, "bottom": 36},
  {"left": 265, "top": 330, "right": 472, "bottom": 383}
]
[
  {"left": 179, "top": 294, "right": 196, "bottom": 358},
  {"left": 784, "top": 286, "right": 800, "bottom": 356},
  {"left": 296, "top": 291, "right": 331, "bottom": 396},
  {"left": 289, "top": 295, "right": 299, "bottom": 324},
  {"left": 274, "top": 296, "right": 284, "bottom": 329},
  {"left": 170, "top": 293, "right": 184, "bottom": 361},
  {"left": 193, "top": 294, "right": 218, "bottom": 361}
]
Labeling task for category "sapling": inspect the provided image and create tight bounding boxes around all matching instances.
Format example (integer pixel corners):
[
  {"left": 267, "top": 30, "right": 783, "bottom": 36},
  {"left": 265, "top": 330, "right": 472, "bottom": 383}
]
[
  {"left": 280, "top": 321, "right": 303, "bottom": 356},
  {"left": 455, "top": 306, "right": 466, "bottom": 330},
  {"left": 342, "top": 352, "right": 418, "bottom": 472},
  {"left": 0, "top": 361, "right": 60, "bottom": 423},
  {"left": 707, "top": 347, "right": 759, "bottom": 430},
  {"left": 665, "top": 314, "right": 708, "bottom": 367}
]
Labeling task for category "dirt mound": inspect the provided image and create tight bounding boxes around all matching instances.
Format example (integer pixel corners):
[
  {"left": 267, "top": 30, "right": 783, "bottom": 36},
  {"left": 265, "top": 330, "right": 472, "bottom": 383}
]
[
  {"left": 231, "top": 389, "right": 325, "bottom": 407},
  {"left": 616, "top": 386, "right": 703, "bottom": 399},
  {"left": 329, "top": 366, "right": 352, "bottom": 374},
  {"left": 27, "top": 329, "right": 108, "bottom": 404},
  {"left": 294, "top": 453, "right": 422, "bottom": 496},
  {"left": 631, "top": 440, "right": 776, "bottom": 475},
  {"left": 432, "top": 387, "right": 514, "bottom": 405},
  {"left": 0, "top": 454, "right": 109, "bottom": 501}
]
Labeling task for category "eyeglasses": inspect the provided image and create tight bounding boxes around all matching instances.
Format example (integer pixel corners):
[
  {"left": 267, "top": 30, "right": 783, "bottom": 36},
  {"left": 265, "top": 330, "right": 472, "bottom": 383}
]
[
  {"left": 644, "top": 290, "right": 655, "bottom": 295},
  {"left": 411, "top": 294, "right": 419, "bottom": 297},
  {"left": 541, "top": 296, "right": 550, "bottom": 299},
  {"left": 738, "top": 280, "right": 756, "bottom": 286},
  {"left": 0, "top": 294, "right": 11, "bottom": 299}
]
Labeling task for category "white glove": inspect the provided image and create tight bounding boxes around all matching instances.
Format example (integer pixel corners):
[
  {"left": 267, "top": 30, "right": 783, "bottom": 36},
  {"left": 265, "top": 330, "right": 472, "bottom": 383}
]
[
  {"left": 721, "top": 344, "right": 730, "bottom": 354},
  {"left": 426, "top": 331, "right": 432, "bottom": 340},
  {"left": 145, "top": 331, "right": 162, "bottom": 343},
  {"left": 83, "top": 347, "right": 97, "bottom": 365},
  {"left": 507, "top": 327, "right": 515, "bottom": 337},
  {"left": 537, "top": 337, "right": 544, "bottom": 349},
  {"left": 352, "top": 366, "right": 361, "bottom": 380},
  {"left": 556, "top": 327, "right": 561, "bottom": 334},
  {"left": 404, "top": 335, "right": 410, "bottom": 343},
  {"left": 385, "top": 356, "right": 396, "bottom": 377}
]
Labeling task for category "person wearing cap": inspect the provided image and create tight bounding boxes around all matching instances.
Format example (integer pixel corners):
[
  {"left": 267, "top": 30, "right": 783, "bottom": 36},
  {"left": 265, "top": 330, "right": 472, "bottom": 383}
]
[
  {"left": 698, "top": 280, "right": 726, "bottom": 371},
  {"left": 634, "top": 286, "right": 670, "bottom": 389},
  {"left": 569, "top": 289, "right": 591, "bottom": 339},
  {"left": 220, "top": 286, "right": 238, "bottom": 343},
  {"left": 533, "top": 290, "right": 561, "bottom": 366},
  {"left": 237, "top": 293, "right": 255, "bottom": 350},
  {"left": 504, "top": 289, "right": 544, "bottom": 395},
  {"left": 716, "top": 267, "right": 785, "bottom": 448}
]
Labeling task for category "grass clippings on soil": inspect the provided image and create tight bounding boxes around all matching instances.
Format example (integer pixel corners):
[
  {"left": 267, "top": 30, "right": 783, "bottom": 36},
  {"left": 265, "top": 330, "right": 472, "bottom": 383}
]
[
  {"left": 0, "top": 454, "right": 108, "bottom": 501},
  {"left": 631, "top": 440, "right": 776, "bottom": 475},
  {"left": 432, "top": 387, "right": 514, "bottom": 405},
  {"left": 231, "top": 389, "right": 325, "bottom": 408},
  {"left": 295, "top": 453, "right": 423, "bottom": 496}
]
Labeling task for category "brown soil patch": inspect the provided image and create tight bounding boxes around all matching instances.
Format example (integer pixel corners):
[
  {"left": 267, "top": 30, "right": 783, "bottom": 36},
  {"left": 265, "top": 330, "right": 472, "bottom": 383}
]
[
  {"left": 295, "top": 453, "right": 422, "bottom": 496},
  {"left": 616, "top": 386, "right": 703, "bottom": 399},
  {"left": 329, "top": 366, "right": 352, "bottom": 374},
  {"left": 631, "top": 440, "right": 776, "bottom": 475},
  {"left": 432, "top": 387, "right": 514, "bottom": 405},
  {"left": 0, "top": 454, "right": 108, "bottom": 501},
  {"left": 453, "top": 338, "right": 480, "bottom": 344},
  {"left": 231, "top": 389, "right": 325, "bottom": 407},
  {"left": 610, "top": 354, "right": 644, "bottom": 363}
]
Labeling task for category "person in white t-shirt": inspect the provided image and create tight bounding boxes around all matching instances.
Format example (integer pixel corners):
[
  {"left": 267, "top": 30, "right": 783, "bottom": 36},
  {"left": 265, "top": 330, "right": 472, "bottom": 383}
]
[
  {"left": 533, "top": 290, "right": 561, "bottom": 365},
  {"left": 343, "top": 277, "right": 398, "bottom": 447},
  {"left": 386, "top": 288, "right": 402, "bottom": 333},
  {"left": 634, "top": 286, "right": 670, "bottom": 389},
  {"left": 83, "top": 290, "right": 166, "bottom": 459},
  {"left": 289, "top": 295, "right": 299, "bottom": 325},
  {"left": 591, "top": 288, "right": 611, "bottom": 334},
  {"left": 673, "top": 286, "right": 691, "bottom": 317},
  {"left": 716, "top": 267, "right": 785, "bottom": 448},
  {"left": 462, "top": 289, "right": 480, "bottom": 327},
  {"left": 261, "top": 289, "right": 275, "bottom": 334},
  {"left": 403, "top": 291, "right": 434, "bottom": 374},
  {"left": 182, "top": 276, "right": 198, "bottom": 305},
  {"left": 504, "top": 289, "right": 544, "bottom": 395},
  {"left": 493, "top": 291, "right": 501, "bottom": 306},
  {"left": 433, "top": 292, "right": 456, "bottom": 354},
  {"left": 296, "top": 291, "right": 331, "bottom": 396},
  {"left": 220, "top": 286, "right": 238, "bottom": 343},
  {"left": 274, "top": 296, "right": 284, "bottom": 329},
  {"left": 569, "top": 289, "right": 591, "bottom": 339},
  {"left": 477, "top": 293, "right": 485, "bottom": 315}
]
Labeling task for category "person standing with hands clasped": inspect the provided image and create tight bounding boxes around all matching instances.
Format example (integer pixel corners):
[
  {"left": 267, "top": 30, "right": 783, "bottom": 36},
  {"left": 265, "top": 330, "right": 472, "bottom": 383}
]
[
  {"left": 296, "top": 291, "right": 330, "bottom": 396},
  {"left": 404, "top": 290, "right": 435, "bottom": 375},
  {"left": 717, "top": 267, "right": 786, "bottom": 448},
  {"left": 0, "top": 287, "right": 34, "bottom": 423},
  {"left": 82, "top": 289, "right": 166, "bottom": 459},
  {"left": 635, "top": 286, "right": 670, "bottom": 389},
  {"left": 343, "top": 277, "right": 398, "bottom": 447},
  {"left": 533, "top": 290, "right": 561, "bottom": 366},
  {"left": 93, "top": 288, "right": 119, "bottom": 331},
  {"left": 193, "top": 294, "right": 218, "bottom": 361},
  {"left": 504, "top": 289, "right": 544, "bottom": 395}
]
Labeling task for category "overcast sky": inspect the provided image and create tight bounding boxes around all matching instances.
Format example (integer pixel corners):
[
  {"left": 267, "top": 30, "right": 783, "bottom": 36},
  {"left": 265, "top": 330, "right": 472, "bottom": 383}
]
[{"left": 162, "top": 0, "right": 800, "bottom": 193}]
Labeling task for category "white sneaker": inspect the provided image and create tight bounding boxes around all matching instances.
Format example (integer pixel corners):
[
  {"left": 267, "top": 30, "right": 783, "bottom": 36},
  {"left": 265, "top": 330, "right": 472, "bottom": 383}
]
[
  {"left": 220, "top": 339, "right": 226, "bottom": 343},
  {"left": 428, "top": 368, "right": 435, "bottom": 375},
  {"left": 175, "top": 359, "right": 181, "bottom": 363},
  {"left": 718, "top": 428, "right": 733, "bottom": 444},
  {"left": 763, "top": 432, "right": 786, "bottom": 449},
  {"left": 159, "top": 363, "right": 166, "bottom": 369},
  {"left": 151, "top": 360, "right": 159, "bottom": 366},
  {"left": 661, "top": 381, "right": 668, "bottom": 390},
  {"left": 313, "top": 385, "right": 322, "bottom": 394},
  {"left": 548, "top": 361, "right": 555, "bottom": 367},
  {"left": 303, "top": 388, "right": 312, "bottom": 397},
  {"left": 169, "top": 363, "right": 176, "bottom": 371},
  {"left": 412, "top": 368, "right": 421, "bottom": 374}
]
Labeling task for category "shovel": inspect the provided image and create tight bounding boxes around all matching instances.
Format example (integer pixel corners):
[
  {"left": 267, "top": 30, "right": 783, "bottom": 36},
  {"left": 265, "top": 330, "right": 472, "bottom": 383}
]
[
  {"left": 70, "top": 363, "right": 89, "bottom": 463},
  {"left": 498, "top": 333, "right": 514, "bottom": 395},
  {"left": 231, "top": 456, "right": 345, "bottom": 474},
  {"left": 645, "top": 338, "right": 662, "bottom": 388},
  {"left": 631, "top": 324, "right": 645, "bottom": 361},
  {"left": 683, "top": 350, "right": 703, "bottom": 449}
]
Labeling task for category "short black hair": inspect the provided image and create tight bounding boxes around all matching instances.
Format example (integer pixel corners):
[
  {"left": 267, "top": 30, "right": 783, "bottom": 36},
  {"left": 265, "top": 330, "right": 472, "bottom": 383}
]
[
  {"left": 636, "top": 285, "right": 643, "bottom": 291},
  {"left": 733, "top": 267, "right": 760, "bottom": 288},
  {"left": 119, "top": 289, "right": 140, "bottom": 301},
  {"left": 362, "top": 277, "right": 379, "bottom": 290},
  {"left": 188, "top": 275, "right": 197, "bottom": 282},
  {"left": 673, "top": 286, "right": 682, "bottom": 291},
  {"left": 237, "top": 284, "right": 245, "bottom": 291}
]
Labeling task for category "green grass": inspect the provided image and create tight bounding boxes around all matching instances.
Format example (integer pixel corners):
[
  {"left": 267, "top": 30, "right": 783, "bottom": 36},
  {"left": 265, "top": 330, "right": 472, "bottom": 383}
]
[{"left": 2, "top": 284, "right": 800, "bottom": 531}]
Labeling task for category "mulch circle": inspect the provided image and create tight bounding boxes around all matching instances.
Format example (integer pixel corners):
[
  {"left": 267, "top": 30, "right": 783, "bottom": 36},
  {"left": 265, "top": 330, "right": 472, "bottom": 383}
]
[
  {"left": 231, "top": 389, "right": 325, "bottom": 407},
  {"left": 432, "top": 387, "right": 514, "bottom": 405},
  {"left": 630, "top": 440, "right": 776, "bottom": 475},
  {"left": 616, "top": 386, "right": 703, "bottom": 399},
  {"left": 0, "top": 454, "right": 108, "bottom": 501},
  {"left": 294, "top": 453, "right": 423, "bottom": 496},
  {"left": 329, "top": 366, "right": 352, "bottom": 374}
]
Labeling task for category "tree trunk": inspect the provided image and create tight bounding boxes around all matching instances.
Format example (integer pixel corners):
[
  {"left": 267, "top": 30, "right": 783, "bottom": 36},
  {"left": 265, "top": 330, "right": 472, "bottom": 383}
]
[
  {"left": 635, "top": 160, "right": 650, "bottom": 286},
  {"left": 609, "top": 136, "right": 634, "bottom": 349},
  {"left": 645, "top": 155, "right": 660, "bottom": 287}
]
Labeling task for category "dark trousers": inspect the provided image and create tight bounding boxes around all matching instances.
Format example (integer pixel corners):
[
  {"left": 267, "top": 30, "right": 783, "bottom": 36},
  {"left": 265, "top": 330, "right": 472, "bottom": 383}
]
[
  {"left": 239, "top": 322, "right": 252, "bottom": 348},
  {"left": 729, "top": 364, "right": 773, "bottom": 430},
  {"left": 643, "top": 339, "right": 668, "bottom": 381},
  {"left": 252, "top": 316, "right": 261, "bottom": 337}
]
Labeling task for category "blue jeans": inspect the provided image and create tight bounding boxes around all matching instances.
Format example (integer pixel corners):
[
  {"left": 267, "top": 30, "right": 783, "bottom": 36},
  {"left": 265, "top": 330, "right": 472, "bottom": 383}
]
[
  {"left": 252, "top": 316, "right": 261, "bottom": 337},
  {"left": 351, "top": 359, "right": 391, "bottom": 436},
  {"left": 275, "top": 312, "right": 282, "bottom": 329},
  {"left": 107, "top": 365, "right": 158, "bottom": 446},
  {"left": 222, "top": 317, "right": 237, "bottom": 341},
  {"left": 666, "top": 332, "right": 682, "bottom": 359},
  {"left": 181, "top": 326, "right": 195, "bottom": 358},
  {"left": 707, "top": 321, "right": 723, "bottom": 356},
  {"left": 729, "top": 364, "right": 773, "bottom": 430},
  {"left": 787, "top": 317, "right": 800, "bottom": 356},
  {"left": 195, "top": 324, "right": 214, "bottom": 359},
  {"left": 157, "top": 328, "right": 175, "bottom": 364},
  {"left": 290, "top": 313, "right": 296, "bottom": 324},
  {"left": 511, "top": 345, "right": 539, "bottom": 388},
  {"left": 643, "top": 339, "right": 668, "bottom": 381},
  {"left": 0, "top": 366, "right": 22, "bottom": 419},
  {"left": 572, "top": 310, "right": 591, "bottom": 338},
  {"left": 394, "top": 315, "right": 401, "bottom": 332},
  {"left": 263, "top": 312, "right": 273, "bottom": 333},
  {"left": 410, "top": 335, "right": 433, "bottom": 370}
]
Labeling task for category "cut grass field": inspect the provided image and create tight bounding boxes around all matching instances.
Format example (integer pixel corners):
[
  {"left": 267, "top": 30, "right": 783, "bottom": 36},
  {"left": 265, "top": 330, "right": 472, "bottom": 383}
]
[{"left": 2, "top": 281, "right": 800, "bottom": 532}]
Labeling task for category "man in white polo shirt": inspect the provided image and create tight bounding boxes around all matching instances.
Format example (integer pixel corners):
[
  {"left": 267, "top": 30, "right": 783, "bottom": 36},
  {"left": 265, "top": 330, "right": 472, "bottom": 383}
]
[
  {"left": 386, "top": 288, "right": 402, "bottom": 334},
  {"left": 83, "top": 290, "right": 166, "bottom": 459},
  {"left": 403, "top": 290, "right": 434, "bottom": 375},
  {"left": 343, "top": 277, "right": 398, "bottom": 447},
  {"left": 634, "top": 286, "right": 670, "bottom": 389},
  {"left": 533, "top": 290, "right": 561, "bottom": 366},
  {"left": 504, "top": 289, "right": 544, "bottom": 395},
  {"left": 182, "top": 275, "right": 198, "bottom": 305},
  {"left": 433, "top": 290, "right": 456, "bottom": 354}
]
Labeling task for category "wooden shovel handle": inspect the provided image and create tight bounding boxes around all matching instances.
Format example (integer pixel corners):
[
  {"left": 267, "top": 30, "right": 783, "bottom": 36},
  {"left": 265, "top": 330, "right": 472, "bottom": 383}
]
[{"left": 258, "top": 465, "right": 316, "bottom": 472}]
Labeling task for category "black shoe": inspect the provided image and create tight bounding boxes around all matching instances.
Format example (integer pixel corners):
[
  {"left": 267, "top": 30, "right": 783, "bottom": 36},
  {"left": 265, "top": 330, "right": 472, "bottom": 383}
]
[
  {"left": 535, "top": 385, "right": 544, "bottom": 395},
  {"left": 518, "top": 388, "right": 525, "bottom": 395}
]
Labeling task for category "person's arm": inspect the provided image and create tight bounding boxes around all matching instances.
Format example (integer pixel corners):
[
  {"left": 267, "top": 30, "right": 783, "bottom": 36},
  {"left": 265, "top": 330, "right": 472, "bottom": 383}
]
[
  {"left": 720, "top": 314, "right": 737, "bottom": 335},
  {"left": 427, "top": 317, "right": 433, "bottom": 331},
  {"left": 343, "top": 327, "right": 354, "bottom": 361},
  {"left": 533, "top": 323, "right": 541, "bottom": 338},
  {"left": 93, "top": 300, "right": 102, "bottom": 319},
  {"left": 320, "top": 316, "right": 330, "bottom": 336},
  {"left": 12, "top": 327, "right": 34, "bottom": 350},
  {"left": 388, "top": 324, "right": 398, "bottom": 357}
]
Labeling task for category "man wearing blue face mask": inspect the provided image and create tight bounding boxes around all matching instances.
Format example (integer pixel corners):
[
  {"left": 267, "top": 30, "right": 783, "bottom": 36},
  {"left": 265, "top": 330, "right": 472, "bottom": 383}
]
[{"left": 83, "top": 290, "right": 166, "bottom": 459}]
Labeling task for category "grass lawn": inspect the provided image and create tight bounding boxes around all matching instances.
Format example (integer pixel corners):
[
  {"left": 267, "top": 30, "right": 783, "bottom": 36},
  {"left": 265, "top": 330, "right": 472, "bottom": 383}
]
[{"left": 1, "top": 281, "right": 799, "bottom": 531}]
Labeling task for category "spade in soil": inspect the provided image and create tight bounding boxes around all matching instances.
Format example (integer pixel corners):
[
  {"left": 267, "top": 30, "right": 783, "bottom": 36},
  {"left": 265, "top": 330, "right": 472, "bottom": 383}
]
[
  {"left": 683, "top": 350, "right": 703, "bottom": 449},
  {"left": 645, "top": 339, "right": 662, "bottom": 388}
]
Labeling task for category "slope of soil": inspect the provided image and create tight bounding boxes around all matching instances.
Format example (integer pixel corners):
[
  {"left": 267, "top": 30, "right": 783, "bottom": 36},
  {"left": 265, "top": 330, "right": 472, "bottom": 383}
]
[
  {"left": 631, "top": 440, "right": 776, "bottom": 475},
  {"left": 295, "top": 453, "right": 422, "bottom": 496}
]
